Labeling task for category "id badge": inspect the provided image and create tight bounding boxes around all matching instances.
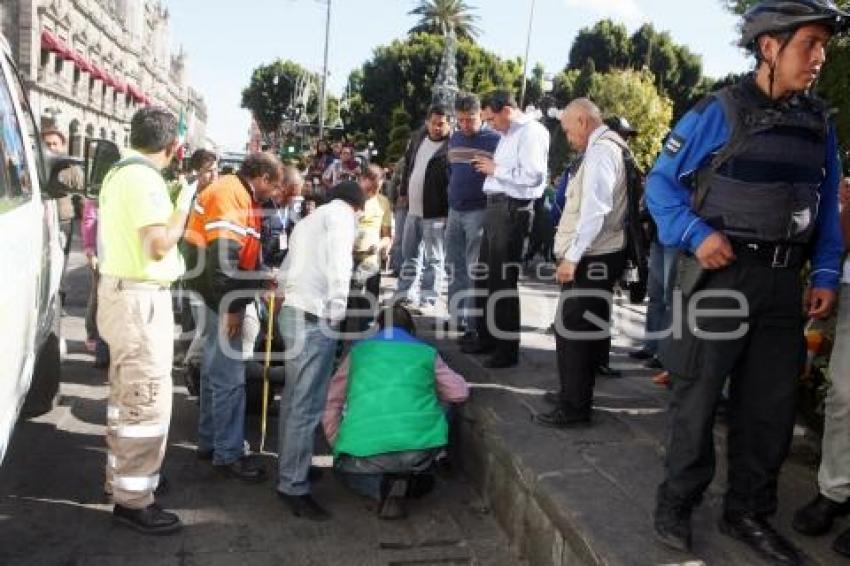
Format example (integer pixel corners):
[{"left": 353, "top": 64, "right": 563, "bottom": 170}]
[{"left": 279, "top": 232, "right": 288, "bottom": 251}]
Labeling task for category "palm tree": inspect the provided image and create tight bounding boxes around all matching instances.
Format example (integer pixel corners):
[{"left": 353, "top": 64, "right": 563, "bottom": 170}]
[{"left": 408, "top": 0, "right": 481, "bottom": 40}]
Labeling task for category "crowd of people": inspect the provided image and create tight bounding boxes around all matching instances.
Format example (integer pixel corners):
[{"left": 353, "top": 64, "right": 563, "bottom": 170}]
[{"left": 82, "top": 1, "right": 850, "bottom": 564}]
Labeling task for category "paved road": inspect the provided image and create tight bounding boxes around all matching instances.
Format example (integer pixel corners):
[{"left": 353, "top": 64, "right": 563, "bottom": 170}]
[{"left": 0, "top": 246, "right": 520, "bottom": 566}]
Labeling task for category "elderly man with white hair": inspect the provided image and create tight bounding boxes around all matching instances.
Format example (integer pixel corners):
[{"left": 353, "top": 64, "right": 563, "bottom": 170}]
[{"left": 535, "top": 98, "right": 629, "bottom": 429}]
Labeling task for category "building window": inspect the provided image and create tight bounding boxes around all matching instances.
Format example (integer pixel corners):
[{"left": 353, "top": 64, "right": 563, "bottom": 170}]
[{"left": 53, "top": 56, "right": 63, "bottom": 76}]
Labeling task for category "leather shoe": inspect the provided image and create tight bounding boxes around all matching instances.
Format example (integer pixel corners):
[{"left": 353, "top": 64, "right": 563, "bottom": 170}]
[
  {"left": 542, "top": 391, "right": 564, "bottom": 406},
  {"left": 214, "top": 456, "right": 266, "bottom": 483},
  {"left": 596, "top": 364, "right": 622, "bottom": 378},
  {"left": 653, "top": 502, "right": 692, "bottom": 552},
  {"left": 460, "top": 337, "right": 493, "bottom": 355},
  {"left": 629, "top": 348, "right": 653, "bottom": 360},
  {"left": 793, "top": 494, "right": 850, "bottom": 536},
  {"left": 484, "top": 353, "right": 518, "bottom": 369},
  {"left": 834, "top": 528, "right": 850, "bottom": 557},
  {"left": 720, "top": 512, "right": 801, "bottom": 565},
  {"left": 278, "top": 492, "right": 331, "bottom": 521},
  {"left": 113, "top": 503, "right": 182, "bottom": 535},
  {"left": 533, "top": 407, "right": 590, "bottom": 429}
]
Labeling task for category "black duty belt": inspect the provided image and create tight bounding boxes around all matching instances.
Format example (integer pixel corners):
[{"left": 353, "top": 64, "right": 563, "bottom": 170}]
[
  {"left": 486, "top": 193, "right": 533, "bottom": 206},
  {"left": 729, "top": 240, "right": 807, "bottom": 269}
]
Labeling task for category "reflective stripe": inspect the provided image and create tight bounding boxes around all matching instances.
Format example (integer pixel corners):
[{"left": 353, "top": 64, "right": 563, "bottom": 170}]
[
  {"left": 107, "top": 405, "right": 120, "bottom": 420},
  {"left": 204, "top": 220, "right": 260, "bottom": 240},
  {"left": 193, "top": 202, "right": 205, "bottom": 215},
  {"left": 113, "top": 474, "right": 160, "bottom": 492},
  {"left": 116, "top": 423, "right": 167, "bottom": 439}
]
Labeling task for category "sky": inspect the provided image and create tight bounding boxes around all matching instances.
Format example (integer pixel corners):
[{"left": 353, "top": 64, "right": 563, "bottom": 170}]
[{"left": 166, "top": 0, "right": 751, "bottom": 150}]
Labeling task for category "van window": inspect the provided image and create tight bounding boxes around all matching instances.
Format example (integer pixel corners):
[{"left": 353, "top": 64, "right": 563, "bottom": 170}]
[
  {"left": 6, "top": 55, "right": 44, "bottom": 185},
  {"left": 0, "top": 62, "right": 32, "bottom": 206}
]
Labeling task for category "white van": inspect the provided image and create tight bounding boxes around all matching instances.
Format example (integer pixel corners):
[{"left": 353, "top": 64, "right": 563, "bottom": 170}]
[{"left": 0, "top": 34, "right": 84, "bottom": 463}]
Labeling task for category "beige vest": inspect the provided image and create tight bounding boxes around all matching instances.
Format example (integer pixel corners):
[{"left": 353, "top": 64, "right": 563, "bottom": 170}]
[{"left": 554, "top": 130, "right": 629, "bottom": 260}]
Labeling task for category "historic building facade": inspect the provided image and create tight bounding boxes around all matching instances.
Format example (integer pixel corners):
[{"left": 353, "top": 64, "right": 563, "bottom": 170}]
[{"left": 0, "top": 0, "right": 209, "bottom": 156}]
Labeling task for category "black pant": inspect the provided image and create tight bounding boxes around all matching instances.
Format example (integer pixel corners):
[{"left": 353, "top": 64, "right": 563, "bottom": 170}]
[
  {"left": 657, "top": 259, "right": 804, "bottom": 516},
  {"left": 475, "top": 196, "right": 534, "bottom": 357},
  {"left": 554, "top": 251, "right": 625, "bottom": 418}
]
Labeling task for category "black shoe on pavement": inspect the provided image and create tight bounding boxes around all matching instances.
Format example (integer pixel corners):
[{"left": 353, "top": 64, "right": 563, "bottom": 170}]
[
  {"left": 460, "top": 337, "right": 493, "bottom": 355},
  {"left": 834, "top": 528, "right": 850, "bottom": 557},
  {"left": 542, "top": 391, "right": 564, "bottom": 406},
  {"left": 214, "top": 456, "right": 266, "bottom": 483},
  {"left": 720, "top": 512, "right": 801, "bottom": 565},
  {"left": 278, "top": 492, "right": 331, "bottom": 521},
  {"left": 484, "top": 353, "right": 518, "bottom": 369},
  {"left": 793, "top": 494, "right": 850, "bottom": 536},
  {"left": 653, "top": 502, "right": 692, "bottom": 552},
  {"left": 378, "top": 476, "right": 409, "bottom": 520},
  {"left": 113, "top": 503, "right": 182, "bottom": 535},
  {"left": 629, "top": 348, "right": 654, "bottom": 361},
  {"left": 596, "top": 364, "right": 622, "bottom": 378},
  {"left": 533, "top": 408, "right": 590, "bottom": 429},
  {"left": 645, "top": 357, "right": 664, "bottom": 370}
]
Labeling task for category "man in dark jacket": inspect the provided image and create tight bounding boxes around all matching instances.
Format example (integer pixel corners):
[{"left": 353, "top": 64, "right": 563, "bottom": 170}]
[{"left": 394, "top": 104, "right": 451, "bottom": 310}]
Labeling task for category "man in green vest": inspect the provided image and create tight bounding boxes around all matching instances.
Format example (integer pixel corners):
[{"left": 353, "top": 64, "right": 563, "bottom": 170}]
[{"left": 322, "top": 306, "right": 469, "bottom": 519}]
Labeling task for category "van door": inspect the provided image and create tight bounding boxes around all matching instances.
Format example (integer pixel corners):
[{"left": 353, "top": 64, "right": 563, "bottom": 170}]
[{"left": 0, "top": 54, "right": 43, "bottom": 461}]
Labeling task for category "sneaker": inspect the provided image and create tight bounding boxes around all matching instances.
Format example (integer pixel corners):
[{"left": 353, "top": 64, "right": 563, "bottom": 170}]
[{"left": 112, "top": 503, "right": 182, "bottom": 535}]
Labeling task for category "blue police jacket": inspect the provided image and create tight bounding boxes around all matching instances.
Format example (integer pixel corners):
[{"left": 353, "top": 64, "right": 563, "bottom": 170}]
[{"left": 646, "top": 95, "right": 843, "bottom": 290}]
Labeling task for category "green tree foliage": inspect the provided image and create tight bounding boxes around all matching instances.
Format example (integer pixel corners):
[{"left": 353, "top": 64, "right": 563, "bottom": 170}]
[
  {"left": 241, "top": 59, "right": 317, "bottom": 135},
  {"left": 345, "top": 33, "right": 522, "bottom": 151},
  {"left": 568, "top": 20, "right": 706, "bottom": 119},
  {"left": 386, "top": 107, "right": 413, "bottom": 164},
  {"left": 408, "top": 0, "right": 481, "bottom": 40},
  {"left": 587, "top": 70, "right": 674, "bottom": 171},
  {"left": 568, "top": 20, "right": 633, "bottom": 72}
]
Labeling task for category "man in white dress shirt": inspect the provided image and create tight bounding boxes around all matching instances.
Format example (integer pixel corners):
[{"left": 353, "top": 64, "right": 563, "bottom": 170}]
[
  {"left": 276, "top": 180, "right": 365, "bottom": 520},
  {"left": 536, "top": 98, "right": 628, "bottom": 428},
  {"left": 463, "top": 90, "right": 550, "bottom": 369}
]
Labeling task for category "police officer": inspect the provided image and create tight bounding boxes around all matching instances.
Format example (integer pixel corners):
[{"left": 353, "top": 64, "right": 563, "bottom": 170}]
[{"left": 647, "top": 2, "right": 847, "bottom": 563}]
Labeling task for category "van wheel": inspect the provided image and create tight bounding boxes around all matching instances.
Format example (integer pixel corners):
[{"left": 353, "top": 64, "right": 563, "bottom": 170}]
[{"left": 21, "top": 332, "right": 61, "bottom": 418}]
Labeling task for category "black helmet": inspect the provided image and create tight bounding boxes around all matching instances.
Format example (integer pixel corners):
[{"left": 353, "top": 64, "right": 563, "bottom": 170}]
[
  {"left": 740, "top": 0, "right": 850, "bottom": 48},
  {"left": 604, "top": 116, "right": 637, "bottom": 138}
]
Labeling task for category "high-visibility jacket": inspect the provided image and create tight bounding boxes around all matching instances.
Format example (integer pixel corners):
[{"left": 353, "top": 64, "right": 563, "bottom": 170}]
[{"left": 183, "top": 174, "right": 264, "bottom": 313}]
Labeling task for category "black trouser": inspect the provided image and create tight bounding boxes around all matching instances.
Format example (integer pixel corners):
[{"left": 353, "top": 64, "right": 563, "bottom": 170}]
[
  {"left": 554, "top": 251, "right": 626, "bottom": 418},
  {"left": 475, "top": 196, "right": 534, "bottom": 358},
  {"left": 657, "top": 258, "right": 804, "bottom": 516}
]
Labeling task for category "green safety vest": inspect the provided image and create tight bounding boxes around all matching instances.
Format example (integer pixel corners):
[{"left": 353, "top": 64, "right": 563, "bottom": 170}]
[{"left": 333, "top": 337, "right": 448, "bottom": 458}]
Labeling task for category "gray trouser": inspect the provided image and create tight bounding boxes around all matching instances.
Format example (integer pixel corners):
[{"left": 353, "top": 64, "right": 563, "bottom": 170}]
[{"left": 818, "top": 283, "right": 850, "bottom": 503}]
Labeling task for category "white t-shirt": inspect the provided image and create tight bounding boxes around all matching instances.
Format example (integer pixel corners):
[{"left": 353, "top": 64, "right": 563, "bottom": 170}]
[{"left": 407, "top": 137, "right": 443, "bottom": 217}]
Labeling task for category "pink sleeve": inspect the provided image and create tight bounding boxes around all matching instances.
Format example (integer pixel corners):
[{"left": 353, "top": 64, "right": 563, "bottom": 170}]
[
  {"left": 434, "top": 355, "right": 469, "bottom": 403},
  {"left": 322, "top": 356, "right": 350, "bottom": 446},
  {"left": 81, "top": 199, "right": 98, "bottom": 253}
]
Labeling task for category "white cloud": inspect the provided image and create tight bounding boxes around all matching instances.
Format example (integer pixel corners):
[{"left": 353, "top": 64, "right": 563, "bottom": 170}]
[{"left": 563, "top": 0, "right": 646, "bottom": 25}]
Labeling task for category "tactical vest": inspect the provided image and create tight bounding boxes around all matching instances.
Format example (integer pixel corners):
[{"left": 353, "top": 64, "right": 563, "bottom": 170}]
[
  {"left": 333, "top": 335, "right": 448, "bottom": 458},
  {"left": 694, "top": 80, "right": 829, "bottom": 245}
]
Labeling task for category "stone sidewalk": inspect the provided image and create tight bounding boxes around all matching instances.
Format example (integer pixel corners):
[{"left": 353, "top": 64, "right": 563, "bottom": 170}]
[{"left": 413, "top": 269, "right": 842, "bottom": 566}]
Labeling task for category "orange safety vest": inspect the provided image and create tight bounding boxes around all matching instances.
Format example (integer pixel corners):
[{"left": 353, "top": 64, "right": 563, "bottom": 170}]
[{"left": 184, "top": 174, "right": 262, "bottom": 271}]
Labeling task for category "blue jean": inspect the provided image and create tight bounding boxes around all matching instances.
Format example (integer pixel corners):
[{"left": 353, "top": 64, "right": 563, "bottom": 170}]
[
  {"left": 198, "top": 305, "right": 247, "bottom": 465},
  {"left": 390, "top": 208, "right": 407, "bottom": 274},
  {"left": 396, "top": 215, "right": 446, "bottom": 306},
  {"left": 644, "top": 241, "right": 679, "bottom": 355},
  {"left": 277, "top": 306, "right": 339, "bottom": 495},
  {"left": 445, "top": 207, "right": 485, "bottom": 328}
]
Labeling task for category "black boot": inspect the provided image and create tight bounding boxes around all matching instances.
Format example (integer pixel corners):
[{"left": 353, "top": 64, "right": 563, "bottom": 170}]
[
  {"left": 834, "top": 528, "right": 850, "bottom": 558},
  {"left": 793, "top": 494, "right": 850, "bottom": 536},
  {"left": 113, "top": 503, "right": 182, "bottom": 535},
  {"left": 720, "top": 512, "right": 801, "bottom": 565},
  {"left": 653, "top": 500, "right": 692, "bottom": 552}
]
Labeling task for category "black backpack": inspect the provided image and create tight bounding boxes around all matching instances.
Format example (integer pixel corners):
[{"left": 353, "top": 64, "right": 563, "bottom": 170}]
[{"left": 617, "top": 145, "right": 651, "bottom": 304}]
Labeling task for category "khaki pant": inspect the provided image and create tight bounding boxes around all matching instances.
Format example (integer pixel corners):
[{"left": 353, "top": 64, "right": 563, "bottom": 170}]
[{"left": 98, "top": 276, "right": 173, "bottom": 509}]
